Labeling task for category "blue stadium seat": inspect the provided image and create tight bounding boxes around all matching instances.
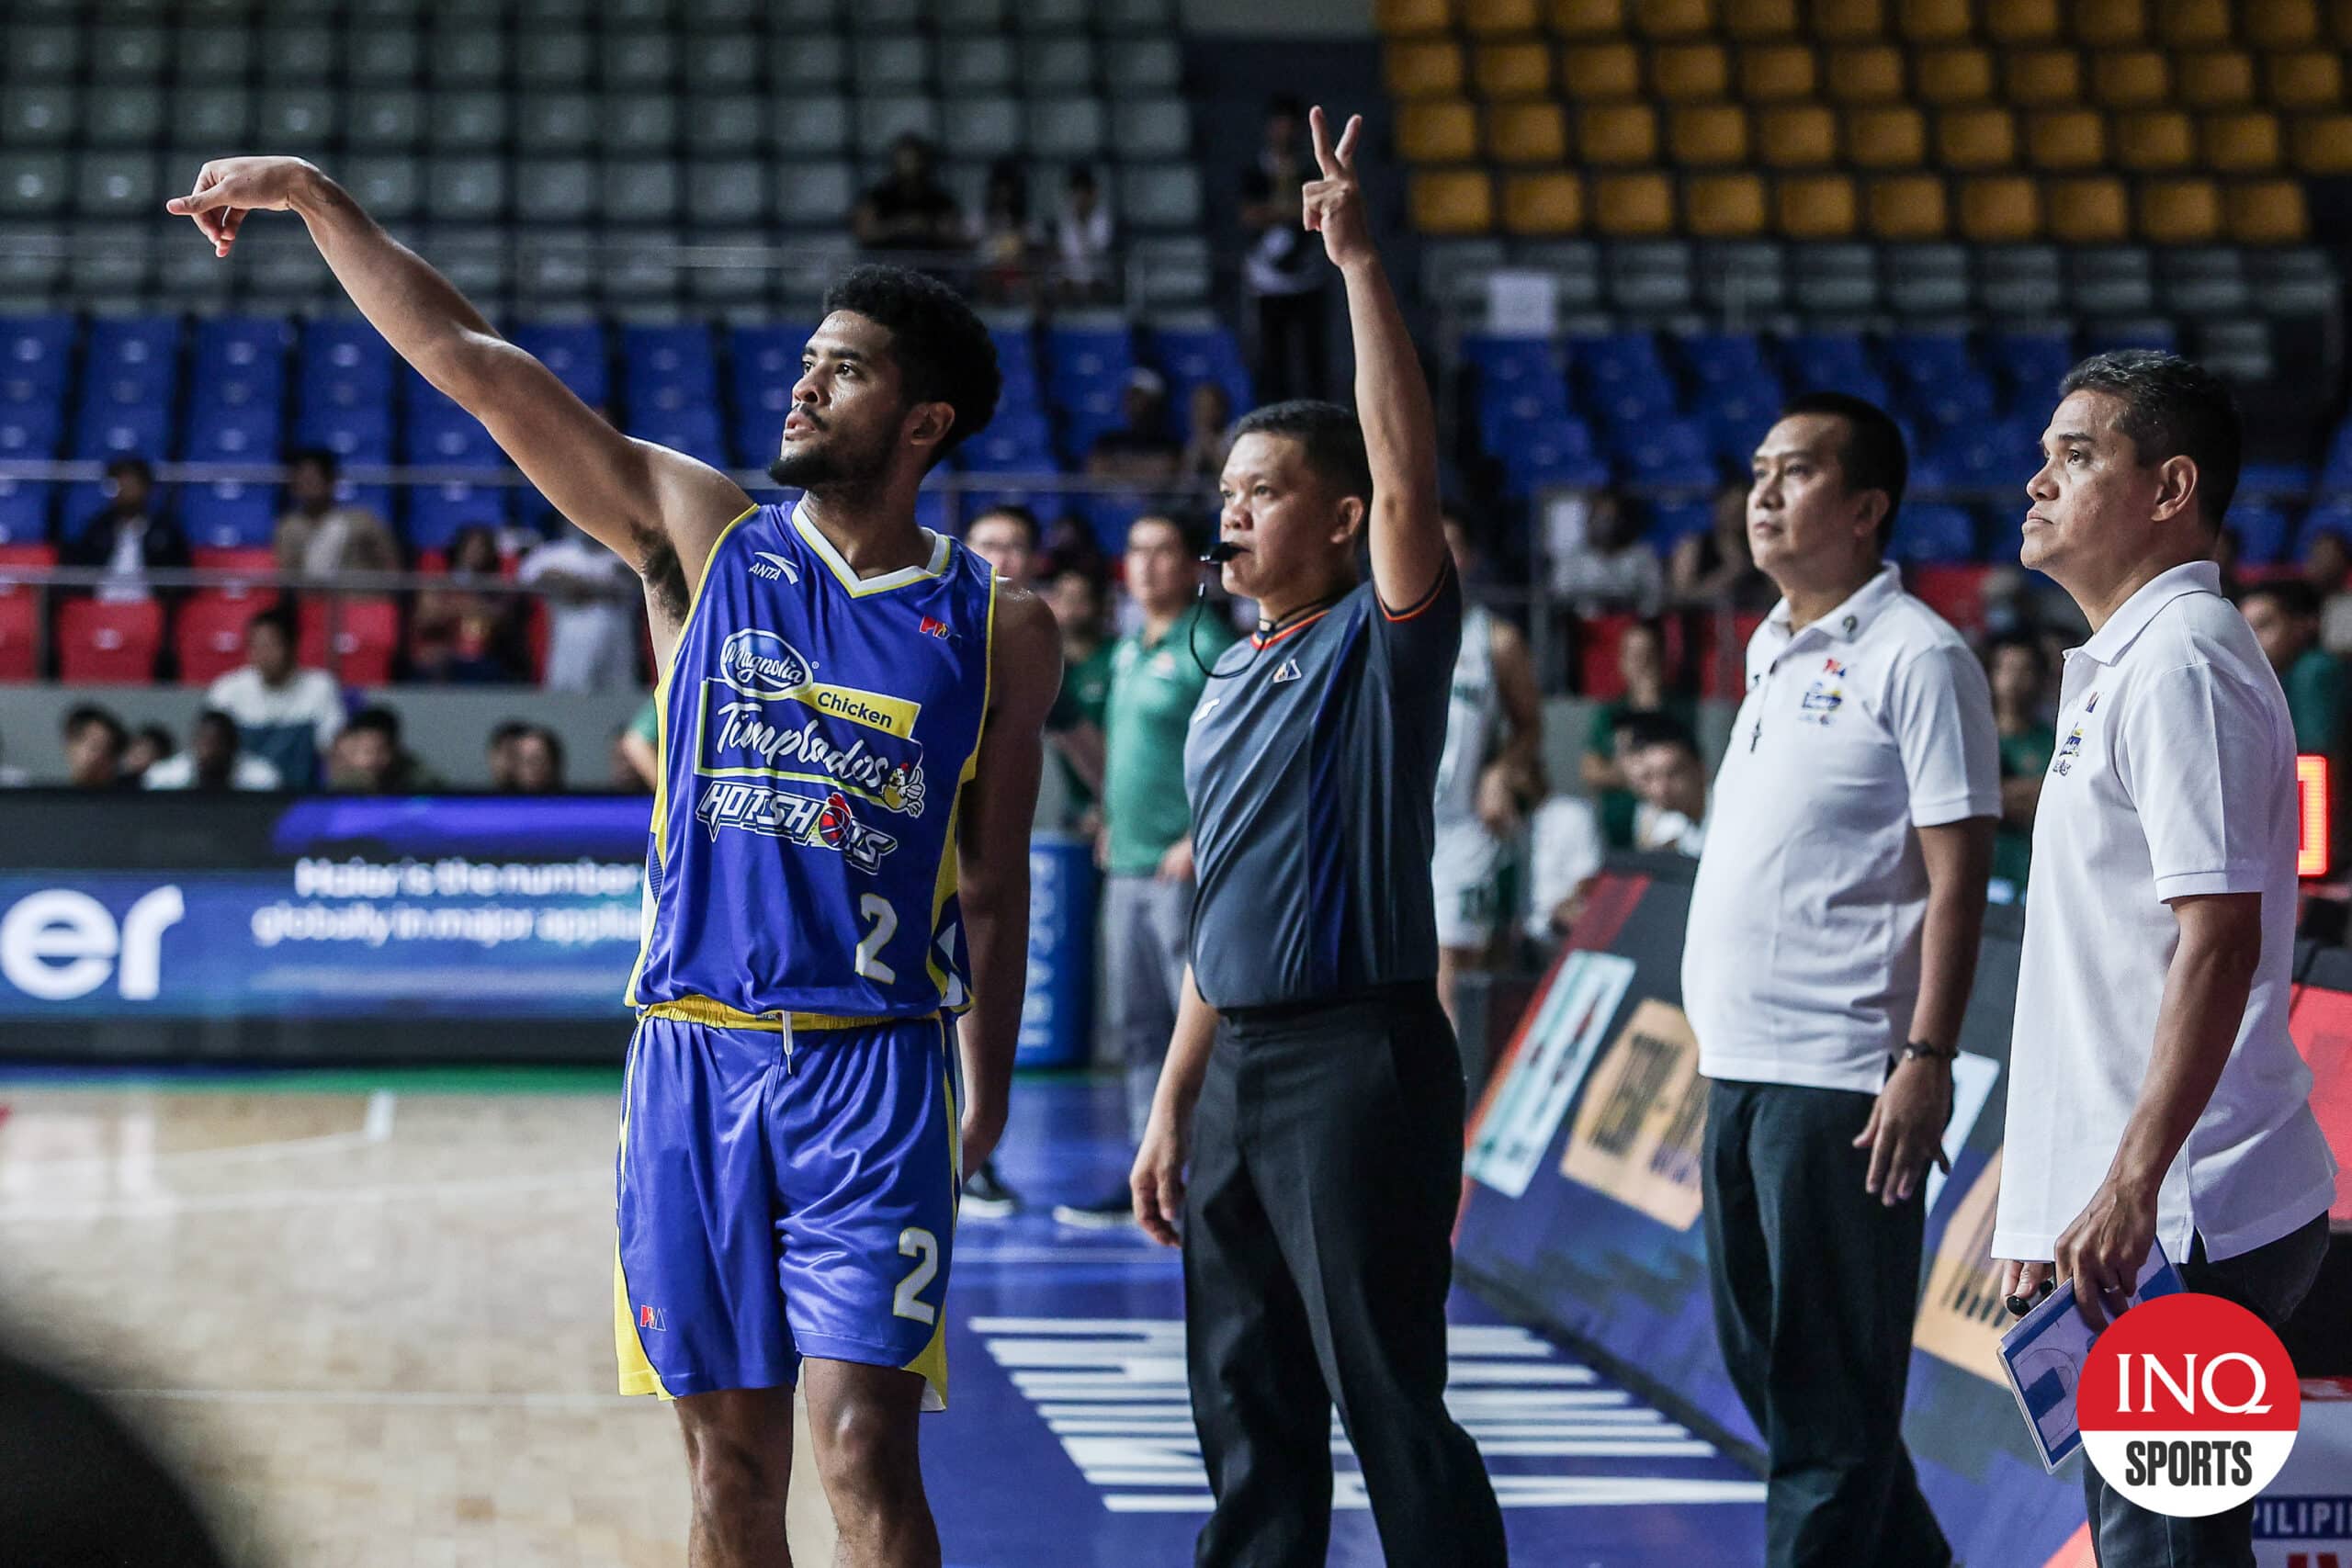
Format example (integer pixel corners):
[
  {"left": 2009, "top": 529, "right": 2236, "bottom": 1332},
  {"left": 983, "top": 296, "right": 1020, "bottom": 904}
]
[
  {"left": 2321, "top": 423, "right": 2352, "bottom": 490},
  {"left": 990, "top": 328, "right": 1041, "bottom": 399},
  {"left": 1620, "top": 419, "right": 1713, "bottom": 488},
  {"left": 958, "top": 411, "right": 1056, "bottom": 473},
  {"left": 1569, "top": 333, "right": 1667, "bottom": 393},
  {"left": 2236, "top": 462, "right": 2308, "bottom": 502},
  {"left": 293, "top": 404, "right": 394, "bottom": 463},
  {"left": 514, "top": 321, "right": 610, "bottom": 407},
  {"left": 629, "top": 407, "right": 727, "bottom": 468},
  {"left": 1986, "top": 331, "right": 2075, "bottom": 410},
  {"left": 0, "top": 316, "right": 75, "bottom": 393},
  {"left": 189, "top": 370, "right": 284, "bottom": 420},
  {"left": 73, "top": 402, "right": 171, "bottom": 461},
  {"left": 913, "top": 484, "right": 948, "bottom": 536},
  {"left": 184, "top": 406, "right": 279, "bottom": 461},
  {"left": 1056, "top": 383, "right": 1125, "bottom": 466},
  {"left": 62, "top": 480, "right": 142, "bottom": 536},
  {"left": 1647, "top": 500, "right": 1715, "bottom": 545},
  {"left": 405, "top": 405, "right": 503, "bottom": 467},
  {"left": 0, "top": 402, "right": 62, "bottom": 459},
  {"left": 1890, "top": 503, "right": 1976, "bottom": 564},
  {"left": 1499, "top": 423, "right": 1606, "bottom": 498},
  {"left": 1148, "top": 326, "right": 1250, "bottom": 412},
  {"left": 1883, "top": 333, "right": 1972, "bottom": 389},
  {"left": 1083, "top": 491, "right": 1157, "bottom": 552},
  {"left": 1461, "top": 335, "right": 1558, "bottom": 396},
  {"left": 0, "top": 479, "right": 52, "bottom": 543},
  {"left": 1589, "top": 378, "right": 1680, "bottom": 432},
  {"left": 1929, "top": 414, "right": 2040, "bottom": 486},
  {"left": 1782, "top": 334, "right": 1890, "bottom": 404},
  {"left": 1045, "top": 325, "right": 1133, "bottom": 409},
  {"left": 624, "top": 323, "right": 716, "bottom": 385},
  {"left": 179, "top": 480, "right": 278, "bottom": 550},
  {"left": 194, "top": 317, "right": 291, "bottom": 382},
  {"left": 2230, "top": 502, "right": 2290, "bottom": 565},
  {"left": 2298, "top": 499, "right": 2352, "bottom": 557},
  {"left": 85, "top": 316, "right": 180, "bottom": 375},
  {"left": 1702, "top": 379, "right": 1781, "bottom": 463},
  {"left": 405, "top": 481, "right": 513, "bottom": 552},
  {"left": 1680, "top": 332, "right": 1769, "bottom": 389}
]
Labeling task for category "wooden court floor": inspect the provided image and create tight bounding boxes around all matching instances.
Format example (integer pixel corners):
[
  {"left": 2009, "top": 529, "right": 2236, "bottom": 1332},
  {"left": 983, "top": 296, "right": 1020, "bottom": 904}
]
[{"left": 0, "top": 1070, "right": 839, "bottom": 1567}]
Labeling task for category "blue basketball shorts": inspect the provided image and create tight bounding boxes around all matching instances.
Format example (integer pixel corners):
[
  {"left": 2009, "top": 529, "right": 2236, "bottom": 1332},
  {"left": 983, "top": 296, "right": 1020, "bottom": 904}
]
[{"left": 614, "top": 1004, "right": 963, "bottom": 1409}]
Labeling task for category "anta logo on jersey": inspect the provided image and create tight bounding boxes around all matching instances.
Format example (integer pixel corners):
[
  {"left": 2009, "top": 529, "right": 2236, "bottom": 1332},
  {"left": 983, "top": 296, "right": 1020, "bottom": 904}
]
[
  {"left": 708, "top": 701, "right": 929, "bottom": 816},
  {"left": 694, "top": 781, "right": 900, "bottom": 870},
  {"left": 718, "top": 628, "right": 816, "bottom": 698},
  {"left": 749, "top": 551, "right": 798, "bottom": 584}
]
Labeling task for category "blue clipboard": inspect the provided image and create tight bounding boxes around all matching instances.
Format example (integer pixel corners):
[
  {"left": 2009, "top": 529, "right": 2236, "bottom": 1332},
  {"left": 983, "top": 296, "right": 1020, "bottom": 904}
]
[{"left": 1997, "top": 1241, "right": 2186, "bottom": 1472}]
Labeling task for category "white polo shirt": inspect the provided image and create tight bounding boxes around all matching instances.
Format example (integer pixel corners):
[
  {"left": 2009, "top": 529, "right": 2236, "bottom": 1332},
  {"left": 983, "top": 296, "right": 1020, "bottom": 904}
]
[
  {"left": 1683, "top": 565, "right": 2001, "bottom": 1094},
  {"left": 1993, "top": 561, "right": 2336, "bottom": 1266}
]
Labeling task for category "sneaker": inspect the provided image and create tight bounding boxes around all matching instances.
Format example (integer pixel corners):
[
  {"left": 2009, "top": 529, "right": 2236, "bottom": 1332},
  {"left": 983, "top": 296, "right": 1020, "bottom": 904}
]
[
  {"left": 962, "top": 1160, "right": 1021, "bottom": 1219},
  {"left": 1051, "top": 1188, "right": 1137, "bottom": 1230}
]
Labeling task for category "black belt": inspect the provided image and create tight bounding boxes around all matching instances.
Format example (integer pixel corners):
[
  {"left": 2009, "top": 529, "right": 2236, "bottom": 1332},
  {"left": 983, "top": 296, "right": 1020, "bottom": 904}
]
[{"left": 1218, "top": 979, "right": 1437, "bottom": 1028}]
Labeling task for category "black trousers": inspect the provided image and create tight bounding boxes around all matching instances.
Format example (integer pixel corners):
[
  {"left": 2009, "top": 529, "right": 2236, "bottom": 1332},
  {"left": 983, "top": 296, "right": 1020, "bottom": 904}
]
[
  {"left": 1702, "top": 1078, "right": 1951, "bottom": 1568},
  {"left": 1183, "top": 983, "right": 1507, "bottom": 1568},
  {"left": 1252, "top": 288, "right": 1328, "bottom": 404},
  {"left": 2084, "top": 1213, "right": 2330, "bottom": 1568}
]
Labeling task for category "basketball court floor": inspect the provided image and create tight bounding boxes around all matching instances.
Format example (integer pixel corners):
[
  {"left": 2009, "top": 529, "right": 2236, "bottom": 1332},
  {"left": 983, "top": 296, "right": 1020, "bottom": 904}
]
[{"left": 0, "top": 1063, "right": 1764, "bottom": 1565}]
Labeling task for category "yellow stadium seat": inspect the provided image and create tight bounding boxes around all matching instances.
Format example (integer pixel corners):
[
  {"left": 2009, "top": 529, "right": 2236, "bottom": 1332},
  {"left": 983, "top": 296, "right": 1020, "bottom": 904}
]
[
  {"left": 1724, "top": 0, "right": 1799, "bottom": 34},
  {"left": 1687, "top": 172, "right": 1770, "bottom": 234},
  {"left": 1488, "top": 101, "right": 1570, "bottom": 162},
  {"left": 2202, "top": 110, "right": 2282, "bottom": 170},
  {"left": 1560, "top": 41, "right": 1642, "bottom": 96},
  {"left": 1758, "top": 104, "right": 1838, "bottom": 164},
  {"left": 1410, "top": 169, "right": 1496, "bottom": 233},
  {"left": 1398, "top": 101, "right": 1482, "bottom": 163},
  {"left": 2045, "top": 175, "right": 2130, "bottom": 242},
  {"left": 1775, "top": 173, "right": 1859, "bottom": 236},
  {"left": 2245, "top": 0, "right": 2322, "bottom": 47},
  {"left": 1914, "top": 45, "right": 1994, "bottom": 103},
  {"left": 1985, "top": 0, "right": 2060, "bottom": 41},
  {"left": 2004, "top": 48, "right": 2084, "bottom": 107},
  {"left": 1866, "top": 173, "right": 1949, "bottom": 236},
  {"left": 1385, "top": 40, "right": 1467, "bottom": 97},
  {"left": 1503, "top": 171, "right": 1586, "bottom": 232},
  {"left": 2227, "top": 177, "right": 2309, "bottom": 242},
  {"left": 1958, "top": 175, "right": 2041, "bottom": 239},
  {"left": 2026, "top": 109, "right": 2107, "bottom": 169},
  {"left": 2157, "top": 0, "right": 2230, "bottom": 45},
  {"left": 2092, "top": 50, "right": 2172, "bottom": 107},
  {"left": 1593, "top": 172, "right": 1677, "bottom": 235},
  {"left": 1937, "top": 106, "right": 2018, "bottom": 168},
  {"left": 2177, "top": 50, "right": 2257, "bottom": 107},
  {"left": 2267, "top": 51, "right": 2345, "bottom": 108},
  {"left": 1476, "top": 39, "right": 1555, "bottom": 95},
  {"left": 1549, "top": 0, "right": 1626, "bottom": 35},
  {"left": 1375, "top": 0, "right": 1453, "bottom": 33},
  {"left": 1809, "top": 0, "right": 1885, "bottom": 40},
  {"left": 1845, "top": 105, "right": 1928, "bottom": 166},
  {"left": 2139, "top": 177, "right": 2222, "bottom": 242},
  {"left": 2073, "top": 0, "right": 2147, "bottom": 45},
  {"left": 1634, "top": 0, "right": 1717, "bottom": 31},
  {"left": 2115, "top": 109, "right": 2195, "bottom": 170},
  {"left": 1669, "top": 103, "right": 1752, "bottom": 163},
  {"left": 1653, "top": 42, "right": 1732, "bottom": 97},
  {"left": 1896, "top": 0, "right": 1972, "bottom": 41},
  {"left": 1578, "top": 103, "right": 1661, "bottom": 163},
  {"left": 2291, "top": 112, "right": 2352, "bottom": 172},
  {"left": 1826, "top": 44, "right": 1905, "bottom": 101},
  {"left": 1740, "top": 43, "right": 1820, "bottom": 100},
  {"left": 1464, "top": 0, "right": 1544, "bottom": 34}
]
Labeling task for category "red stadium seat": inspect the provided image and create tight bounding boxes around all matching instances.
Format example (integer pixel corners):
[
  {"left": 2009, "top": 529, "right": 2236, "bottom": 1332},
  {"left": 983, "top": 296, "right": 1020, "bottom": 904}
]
[
  {"left": 190, "top": 547, "right": 278, "bottom": 576},
  {"left": 1577, "top": 613, "right": 1691, "bottom": 700},
  {"left": 57, "top": 599, "right": 164, "bottom": 683},
  {"left": 1695, "top": 611, "right": 1766, "bottom": 697},
  {"left": 0, "top": 543, "right": 57, "bottom": 573},
  {"left": 527, "top": 599, "right": 550, "bottom": 682},
  {"left": 298, "top": 596, "right": 401, "bottom": 686},
  {"left": 1905, "top": 564, "right": 1990, "bottom": 632},
  {"left": 0, "top": 592, "right": 36, "bottom": 682},
  {"left": 175, "top": 588, "right": 282, "bottom": 685}
]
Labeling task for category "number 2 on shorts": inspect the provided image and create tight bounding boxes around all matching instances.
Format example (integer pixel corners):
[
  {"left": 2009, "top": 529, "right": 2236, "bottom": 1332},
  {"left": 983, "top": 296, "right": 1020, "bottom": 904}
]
[{"left": 894, "top": 1227, "right": 939, "bottom": 1325}]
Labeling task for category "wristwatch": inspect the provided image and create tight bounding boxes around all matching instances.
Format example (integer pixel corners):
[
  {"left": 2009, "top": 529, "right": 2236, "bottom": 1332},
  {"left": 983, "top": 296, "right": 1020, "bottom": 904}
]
[{"left": 1894, "top": 1040, "right": 1956, "bottom": 1067}]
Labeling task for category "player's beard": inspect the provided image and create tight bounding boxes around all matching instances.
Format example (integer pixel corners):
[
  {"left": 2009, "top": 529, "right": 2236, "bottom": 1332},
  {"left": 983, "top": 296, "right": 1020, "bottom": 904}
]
[{"left": 768, "top": 423, "right": 891, "bottom": 492}]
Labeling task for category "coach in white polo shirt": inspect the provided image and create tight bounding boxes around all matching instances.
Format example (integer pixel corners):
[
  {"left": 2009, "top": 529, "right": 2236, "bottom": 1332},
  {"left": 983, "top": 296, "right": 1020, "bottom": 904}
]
[
  {"left": 1994, "top": 351, "right": 2335, "bottom": 1568},
  {"left": 1683, "top": 392, "right": 1999, "bottom": 1568}
]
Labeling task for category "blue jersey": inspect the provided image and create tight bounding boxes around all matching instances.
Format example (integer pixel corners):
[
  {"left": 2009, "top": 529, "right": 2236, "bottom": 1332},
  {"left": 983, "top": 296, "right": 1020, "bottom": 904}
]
[{"left": 627, "top": 500, "right": 997, "bottom": 1021}]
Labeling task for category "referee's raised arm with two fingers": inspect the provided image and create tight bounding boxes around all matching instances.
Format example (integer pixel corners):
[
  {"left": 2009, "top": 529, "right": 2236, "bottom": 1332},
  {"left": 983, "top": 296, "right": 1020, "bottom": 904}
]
[{"left": 1128, "top": 107, "right": 1508, "bottom": 1568}]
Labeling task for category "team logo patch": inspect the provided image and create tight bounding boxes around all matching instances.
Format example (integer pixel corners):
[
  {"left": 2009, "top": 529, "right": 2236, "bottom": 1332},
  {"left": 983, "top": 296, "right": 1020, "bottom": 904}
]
[
  {"left": 749, "top": 551, "right": 798, "bottom": 584},
  {"left": 919, "top": 615, "right": 952, "bottom": 639},
  {"left": 1272, "top": 658, "right": 1303, "bottom": 684},
  {"left": 1799, "top": 657, "right": 1846, "bottom": 723},
  {"left": 694, "top": 781, "right": 900, "bottom": 870},
  {"left": 2052, "top": 693, "right": 2098, "bottom": 777},
  {"left": 718, "top": 627, "right": 816, "bottom": 698},
  {"left": 638, "top": 1304, "right": 667, "bottom": 1332},
  {"left": 707, "top": 699, "right": 929, "bottom": 816}
]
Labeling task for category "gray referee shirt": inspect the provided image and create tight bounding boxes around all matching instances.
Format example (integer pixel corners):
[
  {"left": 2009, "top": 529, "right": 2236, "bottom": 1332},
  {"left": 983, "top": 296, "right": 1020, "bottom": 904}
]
[{"left": 1183, "top": 566, "right": 1463, "bottom": 1010}]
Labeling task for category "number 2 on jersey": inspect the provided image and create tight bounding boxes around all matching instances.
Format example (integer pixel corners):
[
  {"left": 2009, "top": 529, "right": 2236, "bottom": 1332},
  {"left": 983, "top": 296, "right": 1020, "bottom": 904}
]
[{"left": 855, "top": 893, "right": 899, "bottom": 983}]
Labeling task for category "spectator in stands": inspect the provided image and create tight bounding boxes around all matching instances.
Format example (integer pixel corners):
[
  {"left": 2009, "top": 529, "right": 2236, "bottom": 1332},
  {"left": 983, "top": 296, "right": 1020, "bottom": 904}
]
[
  {"left": 207, "top": 606, "right": 344, "bottom": 791},
  {"left": 618, "top": 695, "right": 660, "bottom": 791},
  {"left": 1579, "top": 620, "right": 1695, "bottom": 849},
  {"left": 326, "top": 705, "right": 433, "bottom": 793},
  {"left": 1177, "top": 381, "right": 1235, "bottom": 485},
  {"left": 1985, "top": 634, "right": 2057, "bottom": 898},
  {"left": 509, "top": 726, "right": 565, "bottom": 794},
  {"left": 852, "top": 133, "right": 964, "bottom": 254},
  {"left": 413, "top": 525, "right": 526, "bottom": 683},
  {"left": 1042, "top": 513, "right": 1107, "bottom": 588},
  {"left": 520, "top": 521, "right": 639, "bottom": 693},
  {"left": 1523, "top": 795, "right": 1605, "bottom": 949},
  {"left": 1086, "top": 369, "right": 1182, "bottom": 485},
  {"left": 273, "top": 449, "right": 399, "bottom": 581},
  {"left": 962, "top": 503, "right": 1039, "bottom": 586},
  {"left": 143, "top": 709, "right": 280, "bottom": 791},
  {"left": 1054, "top": 164, "right": 1114, "bottom": 302},
  {"left": 121, "top": 723, "right": 175, "bottom": 783},
  {"left": 1619, "top": 712, "right": 1708, "bottom": 857},
  {"left": 2239, "top": 579, "right": 2345, "bottom": 756},
  {"left": 62, "top": 458, "right": 189, "bottom": 604},
  {"left": 1669, "top": 480, "right": 1775, "bottom": 610},
  {"left": 2301, "top": 528, "right": 2352, "bottom": 654},
  {"left": 1041, "top": 562, "right": 1114, "bottom": 828},
  {"left": 59, "top": 705, "right": 128, "bottom": 789},
  {"left": 485, "top": 718, "right": 530, "bottom": 790},
  {"left": 973, "top": 159, "right": 1038, "bottom": 301},
  {"left": 1238, "top": 95, "right": 1328, "bottom": 401},
  {"left": 1549, "top": 490, "right": 1665, "bottom": 619}
]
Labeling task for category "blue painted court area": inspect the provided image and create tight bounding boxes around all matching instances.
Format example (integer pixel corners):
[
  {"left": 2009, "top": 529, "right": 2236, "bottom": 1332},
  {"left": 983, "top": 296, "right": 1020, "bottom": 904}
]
[{"left": 933, "top": 1076, "right": 1767, "bottom": 1567}]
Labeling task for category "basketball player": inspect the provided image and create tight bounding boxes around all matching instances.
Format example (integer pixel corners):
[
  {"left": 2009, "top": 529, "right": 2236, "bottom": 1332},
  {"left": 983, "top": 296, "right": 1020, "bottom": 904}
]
[
  {"left": 170, "top": 158, "right": 1059, "bottom": 1568},
  {"left": 1430, "top": 508, "right": 1543, "bottom": 1027}
]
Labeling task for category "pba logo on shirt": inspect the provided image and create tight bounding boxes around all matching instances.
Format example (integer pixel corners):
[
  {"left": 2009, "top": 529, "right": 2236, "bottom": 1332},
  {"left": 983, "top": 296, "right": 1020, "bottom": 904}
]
[{"left": 1799, "top": 657, "right": 1847, "bottom": 724}]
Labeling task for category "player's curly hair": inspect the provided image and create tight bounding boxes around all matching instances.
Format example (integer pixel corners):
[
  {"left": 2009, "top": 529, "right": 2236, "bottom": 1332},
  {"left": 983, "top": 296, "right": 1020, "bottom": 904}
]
[{"left": 822, "top": 265, "right": 1002, "bottom": 468}]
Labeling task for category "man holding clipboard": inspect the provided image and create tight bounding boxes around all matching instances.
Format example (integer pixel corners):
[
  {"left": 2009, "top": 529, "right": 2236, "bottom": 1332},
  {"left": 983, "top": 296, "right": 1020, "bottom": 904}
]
[{"left": 1993, "top": 351, "right": 2337, "bottom": 1565}]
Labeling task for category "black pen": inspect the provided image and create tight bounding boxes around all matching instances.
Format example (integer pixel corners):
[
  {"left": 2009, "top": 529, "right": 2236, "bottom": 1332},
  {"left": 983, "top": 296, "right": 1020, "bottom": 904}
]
[{"left": 2004, "top": 1277, "right": 2057, "bottom": 1318}]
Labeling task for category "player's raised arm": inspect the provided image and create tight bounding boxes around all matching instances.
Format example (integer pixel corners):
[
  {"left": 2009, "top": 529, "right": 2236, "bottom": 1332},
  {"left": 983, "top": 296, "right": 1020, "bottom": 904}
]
[
  {"left": 1302, "top": 107, "right": 1445, "bottom": 610},
  {"left": 166, "top": 157, "right": 751, "bottom": 587}
]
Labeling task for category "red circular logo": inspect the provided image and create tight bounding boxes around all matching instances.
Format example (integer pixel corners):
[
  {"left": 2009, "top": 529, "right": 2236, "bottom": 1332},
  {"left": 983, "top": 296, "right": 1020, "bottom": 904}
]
[{"left": 2078, "top": 1292, "right": 2301, "bottom": 1517}]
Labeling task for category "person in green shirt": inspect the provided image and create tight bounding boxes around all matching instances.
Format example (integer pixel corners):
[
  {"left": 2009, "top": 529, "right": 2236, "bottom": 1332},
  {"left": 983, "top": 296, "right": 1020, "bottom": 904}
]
[
  {"left": 1985, "top": 633, "right": 2057, "bottom": 898},
  {"left": 1052, "top": 512, "right": 1237, "bottom": 1228},
  {"left": 1040, "top": 561, "right": 1117, "bottom": 829},
  {"left": 2241, "top": 579, "right": 2346, "bottom": 756},
  {"left": 1579, "top": 618, "right": 1697, "bottom": 849}
]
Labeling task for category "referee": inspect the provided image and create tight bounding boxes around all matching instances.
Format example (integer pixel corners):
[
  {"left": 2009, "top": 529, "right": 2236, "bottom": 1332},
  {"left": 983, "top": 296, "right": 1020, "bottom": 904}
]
[{"left": 1130, "top": 107, "right": 1507, "bottom": 1567}]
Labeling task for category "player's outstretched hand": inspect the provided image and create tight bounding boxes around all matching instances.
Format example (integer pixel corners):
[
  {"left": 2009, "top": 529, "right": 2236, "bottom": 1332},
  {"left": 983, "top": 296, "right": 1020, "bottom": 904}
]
[
  {"left": 165, "top": 156, "right": 319, "bottom": 258},
  {"left": 1130, "top": 1112, "right": 1189, "bottom": 1247},
  {"left": 1302, "top": 106, "right": 1373, "bottom": 272}
]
